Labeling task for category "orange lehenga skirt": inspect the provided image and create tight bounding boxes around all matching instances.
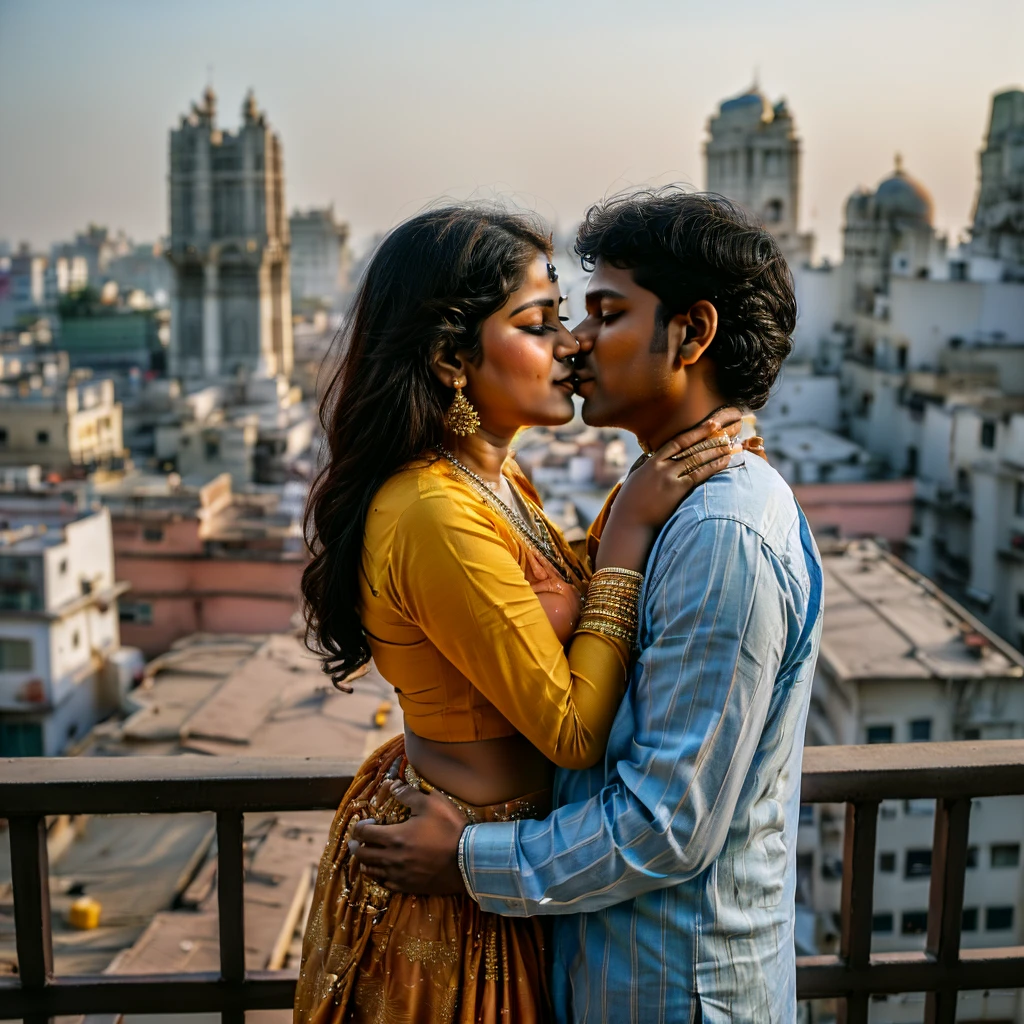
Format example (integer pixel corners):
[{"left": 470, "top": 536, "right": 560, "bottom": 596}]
[{"left": 293, "top": 735, "right": 552, "bottom": 1023}]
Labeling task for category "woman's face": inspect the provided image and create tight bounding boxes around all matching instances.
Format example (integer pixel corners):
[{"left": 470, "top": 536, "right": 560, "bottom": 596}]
[{"left": 462, "top": 252, "right": 578, "bottom": 437}]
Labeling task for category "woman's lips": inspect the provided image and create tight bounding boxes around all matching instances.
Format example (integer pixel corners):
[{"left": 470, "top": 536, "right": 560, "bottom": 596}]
[{"left": 552, "top": 377, "right": 575, "bottom": 393}]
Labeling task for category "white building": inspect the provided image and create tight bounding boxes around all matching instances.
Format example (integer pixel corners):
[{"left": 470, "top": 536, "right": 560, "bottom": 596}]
[
  {"left": 802, "top": 539, "right": 1024, "bottom": 1024},
  {"left": 0, "top": 375, "right": 125, "bottom": 472},
  {"left": 289, "top": 206, "right": 351, "bottom": 310},
  {"left": 0, "top": 508, "right": 138, "bottom": 756},
  {"left": 705, "top": 84, "right": 814, "bottom": 267}
]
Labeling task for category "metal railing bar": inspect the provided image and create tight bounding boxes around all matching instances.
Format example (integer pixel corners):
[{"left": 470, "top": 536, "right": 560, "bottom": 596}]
[
  {"left": 837, "top": 800, "right": 878, "bottom": 1024},
  {"left": 0, "top": 971, "right": 297, "bottom": 1018},
  {"left": 216, "top": 810, "right": 246, "bottom": 985},
  {"left": 8, "top": 815, "right": 53, "bottom": 998},
  {"left": 923, "top": 796, "right": 972, "bottom": 1024},
  {"left": 0, "top": 756, "right": 361, "bottom": 817},
  {"left": 801, "top": 739, "right": 1024, "bottom": 802},
  {"left": 795, "top": 947, "right": 1024, "bottom": 997},
  {"left": 2, "top": 740, "right": 1024, "bottom": 817}
]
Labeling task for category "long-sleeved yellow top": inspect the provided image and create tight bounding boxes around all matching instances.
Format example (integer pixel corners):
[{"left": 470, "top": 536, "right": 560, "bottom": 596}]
[{"left": 359, "top": 455, "right": 629, "bottom": 770}]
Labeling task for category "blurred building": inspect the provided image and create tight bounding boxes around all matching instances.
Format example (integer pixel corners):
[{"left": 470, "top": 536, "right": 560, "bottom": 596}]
[
  {"left": 289, "top": 206, "right": 351, "bottom": 311},
  {"left": 0, "top": 375, "right": 124, "bottom": 473},
  {"left": 0, "top": 245, "right": 48, "bottom": 329},
  {"left": 166, "top": 88, "right": 293, "bottom": 380},
  {"left": 705, "top": 83, "right": 814, "bottom": 266},
  {"left": 800, "top": 539, "right": 1024, "bottom": 1024},
  {"left": 57, "top": 307, "right": 167, "bottom": 374},
  {"left": 89, "top": 471, "right": 305, "bottom": 655},
  {"left": 0, "top": 508, "right": 138, "bottom": 756},
  {"left": 971, "top": 88, "right": 1024, "bottom": 276}
]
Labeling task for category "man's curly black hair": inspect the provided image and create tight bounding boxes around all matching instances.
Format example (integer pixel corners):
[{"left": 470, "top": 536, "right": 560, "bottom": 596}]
[{"left": 575, "top": 188, "right": 796, "bottom": 410}]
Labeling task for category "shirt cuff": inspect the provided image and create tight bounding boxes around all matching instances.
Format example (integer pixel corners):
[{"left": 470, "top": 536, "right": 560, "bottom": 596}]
[{"left": 462, "top": 820, "right": 531, "bottom": 916}]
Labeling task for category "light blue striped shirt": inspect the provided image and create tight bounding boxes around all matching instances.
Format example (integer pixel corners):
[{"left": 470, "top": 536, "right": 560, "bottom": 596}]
[{"left": 463, "top": 454, "right": 823, "bottom": 1023}]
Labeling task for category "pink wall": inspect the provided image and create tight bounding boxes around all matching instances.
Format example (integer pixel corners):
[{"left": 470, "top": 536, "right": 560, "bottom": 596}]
[
  {"left": 793, "top": 479, "right": 916, "bottom": 546},
  {"left": 116, "top": 552, "right": 305, "bottom": 656}
]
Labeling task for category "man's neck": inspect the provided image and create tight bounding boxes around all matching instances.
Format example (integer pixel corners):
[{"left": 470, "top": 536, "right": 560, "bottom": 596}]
[{"left": 638, "top": 396, "right": 726, "bottom": 453}]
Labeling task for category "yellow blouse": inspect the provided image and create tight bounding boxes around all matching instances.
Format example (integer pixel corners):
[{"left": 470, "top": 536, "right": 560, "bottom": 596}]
[{"left": 359, "top": 455, "right": 629, "bottom": 769}]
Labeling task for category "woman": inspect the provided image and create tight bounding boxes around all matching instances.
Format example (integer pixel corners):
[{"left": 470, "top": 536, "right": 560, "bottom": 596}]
[{"left": 294, "top": 205, "right": 742, "bottom": 1023}]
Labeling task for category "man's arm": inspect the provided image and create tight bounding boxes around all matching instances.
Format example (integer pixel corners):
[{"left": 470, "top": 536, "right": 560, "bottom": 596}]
[
  {"left": 353, "top": 512, "right": 792, "bottom": 915},
  {"left": 464, "top": 512, "right": 791, "bottom": 915}
]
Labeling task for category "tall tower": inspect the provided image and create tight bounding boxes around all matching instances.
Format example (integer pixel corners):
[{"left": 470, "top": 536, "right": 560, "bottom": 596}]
[
  {"left": 166, "top": 88, "right": 294, "bottom": 380},
  {"left": 970, "top": 88, "right": 1024, "bottom": 279},
  {"left": 705, "top": 84, "right": 814, "bottom": 267}
]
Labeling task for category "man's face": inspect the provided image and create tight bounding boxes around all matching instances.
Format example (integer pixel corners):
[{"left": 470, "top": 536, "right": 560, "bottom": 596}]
[{"left": 571, "top": 259, "right": 677, "bottom": 434}]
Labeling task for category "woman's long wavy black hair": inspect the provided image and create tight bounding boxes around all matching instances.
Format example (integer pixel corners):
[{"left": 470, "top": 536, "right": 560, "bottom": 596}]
[{"left": 301, "top": 204, "right": 551, "bottom": 688}]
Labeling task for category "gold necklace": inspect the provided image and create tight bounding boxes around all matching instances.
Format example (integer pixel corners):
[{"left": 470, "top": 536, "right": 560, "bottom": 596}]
[{"left": 435, "top": 446, "right": 571, "bottom": 582}]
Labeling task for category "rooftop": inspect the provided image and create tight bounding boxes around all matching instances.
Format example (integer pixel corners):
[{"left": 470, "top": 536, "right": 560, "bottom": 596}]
[{"left": 819, "top": 540, "right": 1024, "bottom": 684}]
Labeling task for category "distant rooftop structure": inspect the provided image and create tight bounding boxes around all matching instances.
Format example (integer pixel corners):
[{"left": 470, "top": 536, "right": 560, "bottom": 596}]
[{"left": 818, "top": 539, "right": 1024, "bottom": 685}]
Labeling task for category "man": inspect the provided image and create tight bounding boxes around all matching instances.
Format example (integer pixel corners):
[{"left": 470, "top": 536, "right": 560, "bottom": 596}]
[{"left": 352, "top": 189, "right": 823, "bottom": 1023}]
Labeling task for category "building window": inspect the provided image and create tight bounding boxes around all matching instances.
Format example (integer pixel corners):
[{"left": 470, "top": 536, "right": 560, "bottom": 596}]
[
  {"left": 905, "top": 849, "right": 932, "bottom": 879},
  {"left": 36, "top": 430, "right": 49, "bottom": 445},
  {"left": 205, "top": 437, "right": 220, "bottom": 459},
  {"left": 901, "top": 911, "right": 928, "bottom": 935},
  {"left": 866, "top": 724, "right": 894, "bottom": 744},
  {"left": 878, "top": 852, "right": 896, "bottom": 873},
  {"left": 0, "top": 638, "right": 33, "bottom": 671},
  {"left": 991, "top": 843, "right": 1020, "bottom": 868},
  {"left": 966, "top": 845, "right": 978, "bottom": 868},
  {"left": 58, "top": 559, "right": 67, "bottom": 575},
  {"left": 0, "top": 427, "right": 7, "bottom": 447},
  {"left": 956, "top": 468, "right": 970, "bottom": 494},
  {"left": 142, "top": 527, "right": 164, "bottom": 543},
  {"left": 985, "top": 906, "right": 1014, "bottom": 931},
  {"left": 909, "top": 719, "right": 932, "bottom": 742},
  {"left": 962, "top": 727, "right": 981, "bottom": 741},
  {"left": 119, "top": 601, "right": 153, "bottom": 626},
  {"left": 799, "top": 804, "right": 814, "bottom": 825},
  {"left": 872, "top": 913, "right": 894, "bottom": 933},
  {"left": 71, "top": 629, "right": 80, "bottom": 649},
  {"left": 906, "top": 446, "right": 918, "bottom": 476},
  {"left": 1018, "top": 593, "right": 1024, "bottom": 618},
  {"left": 904, "top": 798, "right": 934, "bottom": 816},
  {"left": 896, "top": 347, "right": 908, "bottom": 370},
  {"left": 962, "top": 907, "right": 978, "bottom": 932},
  {"left": 1016, "top": 482, "right": 1024, "bottom": 518},
  {"left": 980, "top": 421, "right": 996, "bottom": 449}
]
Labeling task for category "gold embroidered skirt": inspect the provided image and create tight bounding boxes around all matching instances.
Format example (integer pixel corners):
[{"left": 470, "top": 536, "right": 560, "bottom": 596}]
[{"left": 293, "top": 734, "right": 552, "bottom": 1023}]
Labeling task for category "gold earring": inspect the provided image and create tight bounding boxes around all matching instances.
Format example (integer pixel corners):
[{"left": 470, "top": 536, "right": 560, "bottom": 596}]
[{"left": 447, "top": 381, "right": 480, "bottom": 436}]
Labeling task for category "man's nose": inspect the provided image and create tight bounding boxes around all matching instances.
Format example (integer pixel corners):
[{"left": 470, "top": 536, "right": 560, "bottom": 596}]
[{"left": 573, "top": 318, "right": 596, "bottom": 352}]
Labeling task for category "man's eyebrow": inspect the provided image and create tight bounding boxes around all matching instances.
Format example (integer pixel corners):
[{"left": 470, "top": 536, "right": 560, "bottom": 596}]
[
  {"left": 585, "top": 288, "right": 627, "bottom": 304},
  {"left": 508, "top": 297, "right": 555, "bottom": 317}
]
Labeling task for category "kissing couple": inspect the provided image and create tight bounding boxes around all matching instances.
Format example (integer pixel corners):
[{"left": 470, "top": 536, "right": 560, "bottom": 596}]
[{"left": 294, "top": 187, "right": 823, "bottom": 1024}]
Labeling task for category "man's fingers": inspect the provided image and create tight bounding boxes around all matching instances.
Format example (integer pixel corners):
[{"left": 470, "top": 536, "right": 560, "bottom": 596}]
[
  {"left": 351, "top": 819, "right": 404, "bottom": 847},
  {"left": 389, "top": 781, "right": 433, "bottom": 815}
]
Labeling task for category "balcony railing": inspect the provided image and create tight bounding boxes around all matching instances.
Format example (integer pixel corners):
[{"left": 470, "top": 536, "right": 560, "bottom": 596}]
[{"left": 2, "top": 740, "right": 1024, "bottom": 1024}]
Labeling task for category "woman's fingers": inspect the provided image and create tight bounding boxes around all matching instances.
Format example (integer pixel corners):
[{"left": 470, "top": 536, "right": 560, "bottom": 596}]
[
  {"left": 653, "top": 407, "right": 742, "bottom": 461},
  {"left": 678, "top": 451, "right": 735, "bottom": 489}
]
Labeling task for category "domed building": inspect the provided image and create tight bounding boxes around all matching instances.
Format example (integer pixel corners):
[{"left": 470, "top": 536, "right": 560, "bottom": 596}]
[
  {"left": 704, "top": 84, "right": 815, "bottom": 266},
  {"left": 841, "top": 156, "right": 944, "bottom": 317}
]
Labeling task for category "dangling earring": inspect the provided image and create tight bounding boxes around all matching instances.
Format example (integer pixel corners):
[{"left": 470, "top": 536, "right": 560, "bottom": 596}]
[{"left": 447, "top": 380, "right": 480, "bottom": 437}]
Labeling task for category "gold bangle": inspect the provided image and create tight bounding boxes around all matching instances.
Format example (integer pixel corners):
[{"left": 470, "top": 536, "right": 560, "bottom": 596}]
[
  {"left": 578, "top": 620, "right": 636, "bottom": 645},
  {"left": 592, "top": 567, "right": 644, "bottom": 583}
]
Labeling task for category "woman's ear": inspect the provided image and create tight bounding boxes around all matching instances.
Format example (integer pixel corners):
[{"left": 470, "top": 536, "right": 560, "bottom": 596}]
[
  {"left": 667, "top": 300, "right": 718, "bottom": 367},
  {"left": 430, "top": 348, "right": 466, "bottom": 388}
]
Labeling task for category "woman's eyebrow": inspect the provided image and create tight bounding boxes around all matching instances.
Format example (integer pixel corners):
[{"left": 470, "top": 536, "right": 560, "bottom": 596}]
[{"left": 508, "top": 297, "right": 555, "bottom": 317}]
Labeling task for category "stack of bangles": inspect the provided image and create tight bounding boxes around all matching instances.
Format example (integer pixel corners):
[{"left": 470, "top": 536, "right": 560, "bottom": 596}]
[
  {"left": 667, "top": 429, "right": 733, "bottom": 476},
  {"left": 578, "top": 567, "right": 644, "bottom": 647}
]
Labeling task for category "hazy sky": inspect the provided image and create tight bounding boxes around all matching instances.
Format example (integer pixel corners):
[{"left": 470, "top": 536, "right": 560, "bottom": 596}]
[{"left": 1, "top": 0, "right": 1021, "bottom": 261}]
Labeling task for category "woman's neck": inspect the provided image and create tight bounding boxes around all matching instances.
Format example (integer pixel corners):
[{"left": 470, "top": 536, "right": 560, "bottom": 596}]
[{"left": 443, "top": 429, "right": 514, "bottom": 484}]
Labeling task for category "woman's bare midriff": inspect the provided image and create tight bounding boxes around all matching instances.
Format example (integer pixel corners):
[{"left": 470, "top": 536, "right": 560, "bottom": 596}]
[{"left": 405, "top": 727, "right": 554, "bottom": 807}]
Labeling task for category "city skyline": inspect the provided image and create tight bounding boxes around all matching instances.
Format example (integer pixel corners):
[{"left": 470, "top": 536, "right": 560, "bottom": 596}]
[{"left": 0, "top": 0, "right": 1022, "bottom": 260}]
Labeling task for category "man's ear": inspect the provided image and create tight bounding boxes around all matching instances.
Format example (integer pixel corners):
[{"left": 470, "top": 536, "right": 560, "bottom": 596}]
[
  {"left": 667, "top": 300, "right": 718, "bottom": 367},
  {"left": 430, "top": 348, "right": 467, "bottom": 388}
]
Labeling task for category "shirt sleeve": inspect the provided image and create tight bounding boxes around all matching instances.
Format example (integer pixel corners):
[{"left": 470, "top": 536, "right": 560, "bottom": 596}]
[
  {"left": 462, "top": 513, "right": 790, "bottom": 915},
  {"left": 391, "top": 493, "right": 629, "bottom": 770}
]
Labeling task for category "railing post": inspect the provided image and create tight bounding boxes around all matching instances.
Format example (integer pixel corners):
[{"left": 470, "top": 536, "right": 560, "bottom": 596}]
[
  {"left": 838, "top": 800, "right": 879, "bottom": 1024},
  {"left": 216, "top": 809, "right": 246, "bottom": 1024},
  {"left": 9, "top": 815, "right": 54, "bottom": 1024},
  {"left": 924, "top": 797, "right": 971, "bottom": 1024}
]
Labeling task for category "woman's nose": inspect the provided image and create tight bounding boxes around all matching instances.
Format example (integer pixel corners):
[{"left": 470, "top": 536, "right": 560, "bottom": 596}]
[{"left": 553, "top": 322, "right": 580, "bottom": 360}]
